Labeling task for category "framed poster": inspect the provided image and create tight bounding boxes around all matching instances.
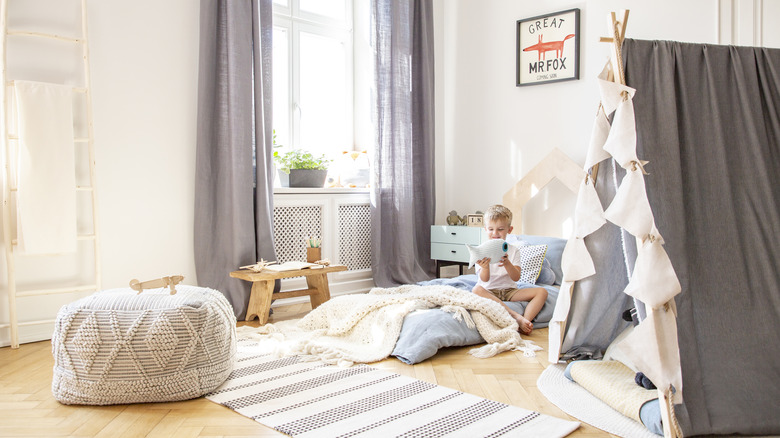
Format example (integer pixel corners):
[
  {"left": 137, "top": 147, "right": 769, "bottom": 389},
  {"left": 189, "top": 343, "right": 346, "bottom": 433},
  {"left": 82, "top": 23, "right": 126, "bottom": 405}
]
[{"left": 516, "top": 8, "right": 580, "bottom": 86}]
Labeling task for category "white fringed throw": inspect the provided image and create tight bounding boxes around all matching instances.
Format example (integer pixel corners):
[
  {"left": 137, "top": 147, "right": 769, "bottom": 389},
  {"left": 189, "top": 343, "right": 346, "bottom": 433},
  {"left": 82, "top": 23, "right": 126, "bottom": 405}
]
[{"left": 238, "top": 284, "right": 541, "bottom": 366}]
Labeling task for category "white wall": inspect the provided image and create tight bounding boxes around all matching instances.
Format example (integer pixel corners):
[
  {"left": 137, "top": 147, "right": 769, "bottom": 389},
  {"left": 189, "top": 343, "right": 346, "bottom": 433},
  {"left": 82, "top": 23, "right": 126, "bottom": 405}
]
[
  {"left": 0, "top": 0, "right": 199, "bottom": 346},
  {"left": 88, "top": 1, "right": 200, "bottom": 286},
  {"left": 433, "top": 0, "right": 779, "bottom": 236}
]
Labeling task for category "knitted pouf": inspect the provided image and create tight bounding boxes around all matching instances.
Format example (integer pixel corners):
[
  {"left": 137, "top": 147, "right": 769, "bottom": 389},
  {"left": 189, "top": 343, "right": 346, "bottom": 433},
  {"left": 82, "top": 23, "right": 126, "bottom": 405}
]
[{"left": 51, "top": 285, "right": 236, "bottom": 405}]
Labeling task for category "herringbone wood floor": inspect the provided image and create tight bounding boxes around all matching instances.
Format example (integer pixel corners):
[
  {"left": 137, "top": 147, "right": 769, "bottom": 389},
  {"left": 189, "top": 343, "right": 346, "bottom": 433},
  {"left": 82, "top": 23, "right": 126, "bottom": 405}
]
[{"left": 0, "top": 302, "right": 616, "bottom": 438}]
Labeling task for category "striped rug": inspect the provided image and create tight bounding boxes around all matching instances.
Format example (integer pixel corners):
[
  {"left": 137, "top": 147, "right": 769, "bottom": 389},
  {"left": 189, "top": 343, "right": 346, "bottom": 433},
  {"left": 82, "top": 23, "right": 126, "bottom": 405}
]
[{"left": 206, "top": 339, "right": 580, "bottom": 437}]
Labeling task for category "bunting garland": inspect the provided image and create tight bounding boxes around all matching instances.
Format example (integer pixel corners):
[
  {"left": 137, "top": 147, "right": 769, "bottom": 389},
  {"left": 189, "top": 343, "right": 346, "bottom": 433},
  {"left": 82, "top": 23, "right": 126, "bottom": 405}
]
[{"left": 548, "top": 23, "right": 684, "bottom": 415}]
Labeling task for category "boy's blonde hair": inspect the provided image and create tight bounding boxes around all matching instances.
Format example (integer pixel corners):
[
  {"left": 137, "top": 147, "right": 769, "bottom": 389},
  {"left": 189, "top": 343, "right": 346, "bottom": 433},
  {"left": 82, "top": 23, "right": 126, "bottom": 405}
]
[{"left": 483, "top": 204, "right": 512, "bottom": 225}]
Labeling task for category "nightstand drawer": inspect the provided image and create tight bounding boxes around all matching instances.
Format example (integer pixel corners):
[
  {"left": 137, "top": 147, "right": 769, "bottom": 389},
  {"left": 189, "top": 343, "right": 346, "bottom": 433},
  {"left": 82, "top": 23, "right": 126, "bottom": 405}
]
[
  {"left": 430, "top": 225, "right": 484, "bottom": 245},
  {"left": 431, "top": 242, "right": 471, "bottom": 263}
]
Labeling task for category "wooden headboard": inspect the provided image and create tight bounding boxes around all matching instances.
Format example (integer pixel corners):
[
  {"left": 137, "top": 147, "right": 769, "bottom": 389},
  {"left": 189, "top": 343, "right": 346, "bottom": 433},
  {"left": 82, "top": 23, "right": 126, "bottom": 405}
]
[{"left": 502, "top": 148, "right": 584, "bottom": 235}]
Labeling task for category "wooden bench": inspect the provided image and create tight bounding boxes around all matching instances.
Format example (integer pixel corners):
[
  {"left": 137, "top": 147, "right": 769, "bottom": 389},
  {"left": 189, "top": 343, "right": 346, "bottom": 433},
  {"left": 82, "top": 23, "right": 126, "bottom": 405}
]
[{"left": 230, "top": 264, "right": 348, "bottom": 324}]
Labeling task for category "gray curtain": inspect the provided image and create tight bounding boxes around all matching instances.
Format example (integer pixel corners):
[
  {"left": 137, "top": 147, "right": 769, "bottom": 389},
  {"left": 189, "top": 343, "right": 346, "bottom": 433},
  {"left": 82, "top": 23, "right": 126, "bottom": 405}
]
[
  {"left": 622, "top": 38, "right": 780, "bottom": 437},
  {"left": 370, "top": 0, "right": 436, "bottom": 286},
  {"left": 195, "top": 0, "right": 276, "bottom": 320}
]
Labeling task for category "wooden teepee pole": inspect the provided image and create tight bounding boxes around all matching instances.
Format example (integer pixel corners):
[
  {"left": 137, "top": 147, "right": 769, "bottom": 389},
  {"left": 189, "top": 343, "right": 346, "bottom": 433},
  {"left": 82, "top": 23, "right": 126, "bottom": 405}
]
[{"left": 590, "top": 10, "right": 630, "bottom": 184}]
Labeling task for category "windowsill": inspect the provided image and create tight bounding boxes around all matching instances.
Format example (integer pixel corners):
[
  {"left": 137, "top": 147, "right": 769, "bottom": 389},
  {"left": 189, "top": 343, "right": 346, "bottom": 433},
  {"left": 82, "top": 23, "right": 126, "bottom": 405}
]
[{"left": 274, "top": 187, "right": 370, "bottom": 195}]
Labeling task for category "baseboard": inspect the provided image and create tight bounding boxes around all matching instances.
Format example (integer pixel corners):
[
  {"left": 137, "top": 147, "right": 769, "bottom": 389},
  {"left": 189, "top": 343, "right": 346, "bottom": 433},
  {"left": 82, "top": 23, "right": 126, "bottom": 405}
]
[{"left": 0, "top": 322, "right": 55, "bottom": 348}]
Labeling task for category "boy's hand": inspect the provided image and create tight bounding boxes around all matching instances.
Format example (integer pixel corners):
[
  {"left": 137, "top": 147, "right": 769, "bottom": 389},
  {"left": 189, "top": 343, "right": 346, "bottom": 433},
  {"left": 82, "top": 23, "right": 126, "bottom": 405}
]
[
  {"left": 476, "top": 257, "right": 491, "bottom": 269},
  {"left": 499, "top": 254, "right": 521, "bottom": 281}
]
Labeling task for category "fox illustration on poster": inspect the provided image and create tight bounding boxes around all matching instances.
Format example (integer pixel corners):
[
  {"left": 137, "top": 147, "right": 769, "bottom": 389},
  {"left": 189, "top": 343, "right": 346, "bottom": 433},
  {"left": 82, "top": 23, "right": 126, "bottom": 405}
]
[{"left": 516, "top": 8, "right": 580, "bottom": 86}]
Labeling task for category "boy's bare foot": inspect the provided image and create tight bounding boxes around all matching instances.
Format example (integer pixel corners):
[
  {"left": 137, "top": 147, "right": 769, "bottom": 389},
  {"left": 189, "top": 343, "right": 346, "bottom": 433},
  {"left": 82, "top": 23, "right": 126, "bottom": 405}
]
[{"left": 515, "top": 315, "right": 533, "bottom": 335}]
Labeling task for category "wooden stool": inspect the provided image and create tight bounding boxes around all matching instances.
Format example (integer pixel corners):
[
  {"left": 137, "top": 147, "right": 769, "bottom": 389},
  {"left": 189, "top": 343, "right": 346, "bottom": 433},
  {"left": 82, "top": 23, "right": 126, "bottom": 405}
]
[{"left": 230, "top": 265, "right": 348, "bottom": 324}]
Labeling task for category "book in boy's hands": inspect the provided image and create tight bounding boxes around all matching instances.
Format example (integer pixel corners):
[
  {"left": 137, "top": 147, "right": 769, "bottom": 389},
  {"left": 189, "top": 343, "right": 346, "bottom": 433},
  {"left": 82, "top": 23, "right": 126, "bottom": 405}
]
[{"left": 262, "top": 261, "right": 325, "bottom": 272}]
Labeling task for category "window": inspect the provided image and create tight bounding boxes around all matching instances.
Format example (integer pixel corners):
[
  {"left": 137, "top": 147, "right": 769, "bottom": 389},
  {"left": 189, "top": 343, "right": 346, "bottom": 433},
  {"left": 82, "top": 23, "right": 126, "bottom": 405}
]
[{"left": 273, "top": 0, "right": 353, "bottom": 161}]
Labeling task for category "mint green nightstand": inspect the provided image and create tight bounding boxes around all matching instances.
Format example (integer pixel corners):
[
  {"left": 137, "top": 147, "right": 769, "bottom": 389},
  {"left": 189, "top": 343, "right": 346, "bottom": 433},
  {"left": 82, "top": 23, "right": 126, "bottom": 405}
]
[{"left": 430, "top": 225, "right": 487, "bottom": 277}]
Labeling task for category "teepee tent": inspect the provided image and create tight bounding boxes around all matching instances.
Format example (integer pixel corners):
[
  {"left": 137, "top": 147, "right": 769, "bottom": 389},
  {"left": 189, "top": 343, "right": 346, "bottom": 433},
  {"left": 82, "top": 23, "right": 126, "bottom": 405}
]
[{"left": 549, "top": 11, "right": 780, "bottom": 437}]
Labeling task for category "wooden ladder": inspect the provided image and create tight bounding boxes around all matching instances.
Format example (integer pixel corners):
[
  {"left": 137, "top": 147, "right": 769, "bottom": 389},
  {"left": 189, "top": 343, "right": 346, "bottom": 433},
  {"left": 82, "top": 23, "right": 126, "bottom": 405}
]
[{"left": 0, "top": 0, "right": 100, "bottom": 348}]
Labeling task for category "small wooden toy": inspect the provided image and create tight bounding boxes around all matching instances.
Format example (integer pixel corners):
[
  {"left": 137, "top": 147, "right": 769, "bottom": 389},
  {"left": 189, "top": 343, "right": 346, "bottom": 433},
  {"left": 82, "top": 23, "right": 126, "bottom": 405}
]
[{"left": 129, "top": 275, "right": 184, "bottom": 295}]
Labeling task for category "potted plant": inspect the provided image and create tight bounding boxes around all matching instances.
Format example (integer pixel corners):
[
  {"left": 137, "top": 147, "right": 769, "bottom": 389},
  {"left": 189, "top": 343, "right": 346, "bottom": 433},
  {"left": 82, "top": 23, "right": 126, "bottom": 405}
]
[{"left": 273, "top": 147, "right": 331, "bottom": 188}]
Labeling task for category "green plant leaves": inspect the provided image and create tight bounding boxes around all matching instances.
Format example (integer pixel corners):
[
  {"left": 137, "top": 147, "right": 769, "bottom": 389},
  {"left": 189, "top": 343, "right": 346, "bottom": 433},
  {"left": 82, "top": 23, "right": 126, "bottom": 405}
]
[{"left": 272, "top": 147, "right": 330, "bottom": 173}]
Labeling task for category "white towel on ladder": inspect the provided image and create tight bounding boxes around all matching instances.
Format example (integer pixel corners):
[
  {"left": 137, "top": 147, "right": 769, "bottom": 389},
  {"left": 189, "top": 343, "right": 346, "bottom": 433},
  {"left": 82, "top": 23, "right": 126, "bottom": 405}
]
[{"left": 14, "top": 80, "right": 77, "bottom": 255}]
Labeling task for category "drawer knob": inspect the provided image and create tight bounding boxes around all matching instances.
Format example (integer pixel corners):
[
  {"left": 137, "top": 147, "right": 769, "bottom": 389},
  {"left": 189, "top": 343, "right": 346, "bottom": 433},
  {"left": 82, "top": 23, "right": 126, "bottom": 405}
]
[{"left": 451, "top": 250, "right": 457, "bottom": 253}]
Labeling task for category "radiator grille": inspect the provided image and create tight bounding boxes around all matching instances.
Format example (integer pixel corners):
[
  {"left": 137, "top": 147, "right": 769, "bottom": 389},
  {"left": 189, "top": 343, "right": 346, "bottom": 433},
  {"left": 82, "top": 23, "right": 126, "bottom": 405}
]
[
  {"left": 273, "top": 205, "right": 323, "bottom": 264},
  {"left": 338, "top": 204, "right": 371, "bottom": 270}
]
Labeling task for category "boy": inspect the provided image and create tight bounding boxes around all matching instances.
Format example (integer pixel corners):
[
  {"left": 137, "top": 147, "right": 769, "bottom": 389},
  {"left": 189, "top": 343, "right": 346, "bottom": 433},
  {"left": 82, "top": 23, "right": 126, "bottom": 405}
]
[{"left": 472, "top": 205, "right": 547, "bottom": 335}]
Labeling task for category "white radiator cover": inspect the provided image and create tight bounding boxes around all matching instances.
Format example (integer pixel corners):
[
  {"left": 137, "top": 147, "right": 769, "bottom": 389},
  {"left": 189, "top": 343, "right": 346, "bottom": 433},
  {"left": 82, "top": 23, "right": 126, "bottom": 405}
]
[
  {"left": 272, "top": 189, "right": 374, "bottom": 301},
  {"left": 273, "top": 204, "right": 325, "bottom": 264},
  {"left": 336, "top": 203, "right": 372, "bottom": 271}
]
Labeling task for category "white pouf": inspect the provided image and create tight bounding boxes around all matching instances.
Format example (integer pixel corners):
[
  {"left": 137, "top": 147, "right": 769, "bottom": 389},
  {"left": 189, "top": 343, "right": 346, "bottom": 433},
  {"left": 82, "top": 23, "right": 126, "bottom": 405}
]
[{"left": 52, "top": 285, "right": 236, "bottom": 405}]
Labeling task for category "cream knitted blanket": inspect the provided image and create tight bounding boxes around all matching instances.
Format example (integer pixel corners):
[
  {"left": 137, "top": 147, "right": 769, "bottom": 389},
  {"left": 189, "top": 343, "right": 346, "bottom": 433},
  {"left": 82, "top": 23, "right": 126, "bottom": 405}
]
[{"left": 237, "top": 284, "right": 541, "bottom": 366}]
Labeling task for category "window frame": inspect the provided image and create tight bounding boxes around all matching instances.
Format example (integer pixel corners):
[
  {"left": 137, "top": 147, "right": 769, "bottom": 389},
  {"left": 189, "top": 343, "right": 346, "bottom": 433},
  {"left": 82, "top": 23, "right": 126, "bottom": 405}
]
[{"left": 273, "top": 0, "right": 355, "bottom": 157}]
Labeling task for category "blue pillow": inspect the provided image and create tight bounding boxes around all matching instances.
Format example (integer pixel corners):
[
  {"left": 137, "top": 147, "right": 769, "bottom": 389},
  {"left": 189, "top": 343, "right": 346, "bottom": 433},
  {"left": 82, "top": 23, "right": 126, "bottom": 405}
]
[
  {"left": 392, "top": 308, "right": 484, "bottom": 365},
  {"left": 537, "top": 258, "right": 556, "bottom": 285}
]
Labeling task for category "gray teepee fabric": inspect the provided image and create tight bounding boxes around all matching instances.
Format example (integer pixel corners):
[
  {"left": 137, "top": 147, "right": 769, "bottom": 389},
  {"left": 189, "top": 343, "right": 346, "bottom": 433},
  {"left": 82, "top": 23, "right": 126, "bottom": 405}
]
[
  {"left": 621, "top": 38, "right": 780, "bottom": 437},
  {"left": 558, "top": 38, "right": 780, "bottom": 436},
  {"left": 559, "top": 158, "right": 635, "bottom": 361}
]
